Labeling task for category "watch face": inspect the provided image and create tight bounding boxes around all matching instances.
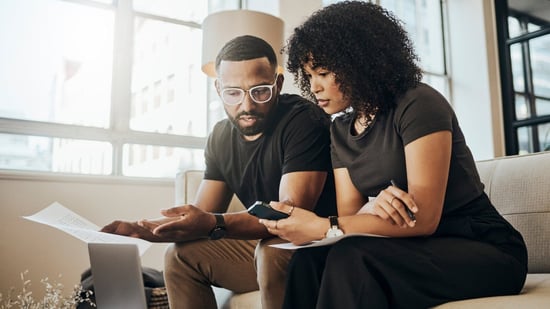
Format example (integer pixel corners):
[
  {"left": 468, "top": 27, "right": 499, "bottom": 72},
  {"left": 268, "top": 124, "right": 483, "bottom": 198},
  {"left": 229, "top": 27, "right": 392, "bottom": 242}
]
[
  {"left": 209, "top": 227, "right": 226, "bottom": 240},
  {"left": 326, "top": 228, "right": 344, "bottom": 238}
]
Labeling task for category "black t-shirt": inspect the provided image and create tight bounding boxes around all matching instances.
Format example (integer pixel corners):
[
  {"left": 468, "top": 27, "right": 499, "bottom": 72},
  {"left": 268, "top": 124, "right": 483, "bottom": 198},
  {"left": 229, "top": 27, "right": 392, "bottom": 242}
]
[
  {"left": 331, "top": 83, "right": 484, "bottom": 215},
  {"left": 205, "top": 94, "right": 336, "bottom": 217},
  {"left": 331, "top": 84, "right": 527, "bottom": 264}
]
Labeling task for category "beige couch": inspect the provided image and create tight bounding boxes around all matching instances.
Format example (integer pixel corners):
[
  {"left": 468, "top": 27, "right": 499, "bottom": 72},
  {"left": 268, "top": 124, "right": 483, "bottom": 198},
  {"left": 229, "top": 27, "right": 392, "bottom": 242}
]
[{"left": 176, "top": 151, "right": 550, "bottom": 308}]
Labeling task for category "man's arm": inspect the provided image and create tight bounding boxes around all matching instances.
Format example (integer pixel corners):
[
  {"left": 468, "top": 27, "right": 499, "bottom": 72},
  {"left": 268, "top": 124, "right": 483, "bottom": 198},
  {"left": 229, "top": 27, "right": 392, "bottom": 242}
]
[
  {"left": 193, "top": 179, "right": 235, "bottom": 213},
  {"left": 101, "top": 179, "right": 234, "bottom": 242},
  {"left": 219, "top": 170, "right": 328, "bottom": 239},
  {"left": 134, "top": 171, "right": 329, "bottom": 241},
  {"left": 188, "top": 171, "right": 329, "bottom": 239},
  {"left": 278, "top": 171, "right": 327, "bottom": 211},
  {"left": 145, "top": 178, "right": 279, "bottom": 240}
]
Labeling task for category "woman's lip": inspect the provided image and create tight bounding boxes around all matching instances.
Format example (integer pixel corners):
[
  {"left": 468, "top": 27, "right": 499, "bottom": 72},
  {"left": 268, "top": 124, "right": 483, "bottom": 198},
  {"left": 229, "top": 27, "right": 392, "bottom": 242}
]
[{"left": 317, "top": 99, "right": 329, "bottom": 107}]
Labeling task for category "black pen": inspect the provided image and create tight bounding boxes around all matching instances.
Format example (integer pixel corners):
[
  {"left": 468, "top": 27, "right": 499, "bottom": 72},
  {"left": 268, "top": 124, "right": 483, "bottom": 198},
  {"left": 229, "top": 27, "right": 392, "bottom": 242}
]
[{"left": 390, "top": 179, "right": 416, "bottom": 222}]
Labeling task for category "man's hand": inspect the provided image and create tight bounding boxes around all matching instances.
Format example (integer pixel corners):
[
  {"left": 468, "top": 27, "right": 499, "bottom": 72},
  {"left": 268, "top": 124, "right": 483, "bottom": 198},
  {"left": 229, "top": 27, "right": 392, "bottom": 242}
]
[
  {"left": 100, "top": 219, "right": 175, "bottom": 242},
  {"left": 138, "top": 205, "right": 216, "bottom": 241}
]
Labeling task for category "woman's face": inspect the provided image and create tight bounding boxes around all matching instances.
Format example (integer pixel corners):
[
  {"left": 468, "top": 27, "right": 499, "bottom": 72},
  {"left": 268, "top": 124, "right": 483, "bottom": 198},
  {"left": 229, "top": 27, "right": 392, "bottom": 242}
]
[{"left": 303, "top": 61, "right": 350, "bottom": 115}]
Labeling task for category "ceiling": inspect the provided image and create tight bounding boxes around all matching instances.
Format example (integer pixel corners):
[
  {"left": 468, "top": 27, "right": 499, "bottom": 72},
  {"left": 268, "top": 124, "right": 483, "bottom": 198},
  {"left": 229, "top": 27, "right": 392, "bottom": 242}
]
[{"left": 508, "top": 0, "right": 550, "bottom": 23}]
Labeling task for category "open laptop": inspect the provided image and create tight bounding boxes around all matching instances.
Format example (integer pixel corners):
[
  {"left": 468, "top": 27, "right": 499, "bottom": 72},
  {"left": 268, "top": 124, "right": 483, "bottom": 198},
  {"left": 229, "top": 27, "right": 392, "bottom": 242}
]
[{"left": 87, "top": 243, "right": 147, "bottom": 309}]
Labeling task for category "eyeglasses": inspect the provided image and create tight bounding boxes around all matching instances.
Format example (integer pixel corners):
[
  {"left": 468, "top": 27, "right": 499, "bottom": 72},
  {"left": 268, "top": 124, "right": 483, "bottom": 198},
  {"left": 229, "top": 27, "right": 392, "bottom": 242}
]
[{"left": 219, "top": 74, "right": 278, "bottom": 105}]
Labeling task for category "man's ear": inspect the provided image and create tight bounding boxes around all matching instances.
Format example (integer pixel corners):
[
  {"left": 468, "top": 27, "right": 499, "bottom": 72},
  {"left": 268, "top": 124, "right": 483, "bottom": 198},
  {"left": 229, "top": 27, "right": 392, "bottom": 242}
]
[
  {"left": 214, "top": 79, "right": 220, "bottom": 95},
  {"left": 277, "top": 73, "right": 284, "bottom": 91}
]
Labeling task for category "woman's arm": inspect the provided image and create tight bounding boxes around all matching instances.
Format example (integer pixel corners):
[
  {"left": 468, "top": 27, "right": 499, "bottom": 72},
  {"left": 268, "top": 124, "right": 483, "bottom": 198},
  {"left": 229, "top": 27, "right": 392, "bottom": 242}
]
[
  {"left": 334, "top": 167, "right": 368, "bottom": 216},
  {"left": 261, "top": 130, "right": 452, "bottom": 243},
  {"left": 337, "top": 130, "right": 452, "bottom": 236}
]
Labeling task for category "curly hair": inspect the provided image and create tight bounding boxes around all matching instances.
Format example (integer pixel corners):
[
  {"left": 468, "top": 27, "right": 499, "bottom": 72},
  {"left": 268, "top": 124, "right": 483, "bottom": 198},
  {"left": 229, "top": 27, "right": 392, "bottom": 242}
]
[{"left": 284, "top": 1, "right": 422, "bottom": 116}]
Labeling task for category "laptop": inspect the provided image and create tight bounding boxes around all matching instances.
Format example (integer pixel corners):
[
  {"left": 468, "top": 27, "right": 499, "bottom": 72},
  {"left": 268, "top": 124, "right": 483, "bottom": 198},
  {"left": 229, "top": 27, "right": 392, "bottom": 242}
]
[{"left": 87, "top": 243, "right": 148, "bottom": 309}]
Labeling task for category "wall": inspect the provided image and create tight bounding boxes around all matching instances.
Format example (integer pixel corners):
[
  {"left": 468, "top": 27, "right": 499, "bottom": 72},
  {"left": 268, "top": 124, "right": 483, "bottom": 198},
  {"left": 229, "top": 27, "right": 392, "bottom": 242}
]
[{"left": 0, "top": 172, "right": 173, "bottom": 299}]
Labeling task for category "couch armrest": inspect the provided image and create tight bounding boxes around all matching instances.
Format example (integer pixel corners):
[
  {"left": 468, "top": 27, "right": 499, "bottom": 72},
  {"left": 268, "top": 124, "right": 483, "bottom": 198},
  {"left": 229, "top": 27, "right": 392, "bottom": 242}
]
[{"left": 175, "top": 170, "right": 246, "bottom": 213}]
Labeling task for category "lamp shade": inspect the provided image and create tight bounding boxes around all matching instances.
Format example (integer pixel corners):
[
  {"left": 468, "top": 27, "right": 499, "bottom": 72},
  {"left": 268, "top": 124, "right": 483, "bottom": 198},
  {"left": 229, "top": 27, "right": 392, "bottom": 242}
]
[{"left": 201, "top": 10, "right": 285, "bottom": 77}]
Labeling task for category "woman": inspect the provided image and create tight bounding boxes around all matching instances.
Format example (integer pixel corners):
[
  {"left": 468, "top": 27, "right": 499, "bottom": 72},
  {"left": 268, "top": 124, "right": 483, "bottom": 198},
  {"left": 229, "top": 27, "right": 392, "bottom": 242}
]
[{"left": 259, "top": 1, "right": 527, "bottom": 308}]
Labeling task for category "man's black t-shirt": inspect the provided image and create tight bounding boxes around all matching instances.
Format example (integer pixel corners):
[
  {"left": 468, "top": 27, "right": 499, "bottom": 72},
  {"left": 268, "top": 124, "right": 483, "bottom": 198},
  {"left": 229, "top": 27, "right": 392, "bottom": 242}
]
[{"left": 204, "top": 94, "right": 336, "bottom": 217}]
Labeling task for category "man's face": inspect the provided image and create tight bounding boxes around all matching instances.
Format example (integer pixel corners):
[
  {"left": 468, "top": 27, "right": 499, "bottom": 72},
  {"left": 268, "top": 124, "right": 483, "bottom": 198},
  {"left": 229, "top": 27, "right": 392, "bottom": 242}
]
[{"left": 215, "top": 57, "right": 282, "bottom": 140}]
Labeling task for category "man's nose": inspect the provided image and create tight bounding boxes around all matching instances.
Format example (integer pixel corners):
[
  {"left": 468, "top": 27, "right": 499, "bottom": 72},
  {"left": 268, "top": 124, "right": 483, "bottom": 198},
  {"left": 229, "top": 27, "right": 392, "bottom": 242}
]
[{"left": 239, "top": 91, "right": 256, "bottom": 111}]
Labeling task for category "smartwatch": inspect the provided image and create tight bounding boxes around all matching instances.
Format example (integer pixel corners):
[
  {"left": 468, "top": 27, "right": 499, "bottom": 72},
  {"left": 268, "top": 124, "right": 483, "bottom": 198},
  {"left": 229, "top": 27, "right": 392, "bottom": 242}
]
[
  {"left": 325, "top": 216, "right": 344, "bottom": 238},
  {"left": 208, "top": 213, "right": 227, "bottom": 240}
]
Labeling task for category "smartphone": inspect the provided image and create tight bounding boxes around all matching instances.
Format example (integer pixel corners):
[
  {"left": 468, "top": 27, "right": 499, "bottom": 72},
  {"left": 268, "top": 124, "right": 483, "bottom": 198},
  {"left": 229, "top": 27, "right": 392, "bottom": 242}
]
[{"left": 247, "top": 201, "right": 289, "bottom": 220}]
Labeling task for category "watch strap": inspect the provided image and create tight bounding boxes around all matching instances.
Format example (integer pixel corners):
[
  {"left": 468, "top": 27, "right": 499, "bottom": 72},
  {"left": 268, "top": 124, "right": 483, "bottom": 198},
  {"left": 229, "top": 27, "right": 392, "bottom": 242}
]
[
  {"left": 329, "top": 215, "right": 339, "bottom": 228},
  {"left": 214, "top": 213, "right": 226, "bottom": 228},
  {"left": 209, "top": 213, "right": 226, "bottom": 240},
  {"left": 326, "top": 216, "right": 344, "bottom": 238}
]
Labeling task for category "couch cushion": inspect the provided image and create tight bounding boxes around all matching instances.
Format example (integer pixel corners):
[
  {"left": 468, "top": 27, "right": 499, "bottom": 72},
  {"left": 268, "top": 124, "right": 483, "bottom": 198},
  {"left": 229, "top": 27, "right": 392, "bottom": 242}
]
[
  {"left": 432, "top": 273, "right": 550, "bottom": 308},
  {"left": 475, "top": 151, "right": 550, "bottom": 273}
]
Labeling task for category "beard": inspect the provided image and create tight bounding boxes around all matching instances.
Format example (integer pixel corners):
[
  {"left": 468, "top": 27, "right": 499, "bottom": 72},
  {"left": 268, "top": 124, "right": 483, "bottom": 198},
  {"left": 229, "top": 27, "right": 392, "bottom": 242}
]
[{"left": 227, "top": 110, "right": 267, "bottom": 136}]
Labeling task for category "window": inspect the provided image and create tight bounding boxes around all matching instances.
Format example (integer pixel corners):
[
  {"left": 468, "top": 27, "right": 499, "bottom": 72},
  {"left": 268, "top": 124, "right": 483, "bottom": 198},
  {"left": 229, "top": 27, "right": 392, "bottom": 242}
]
[
  {"left": 495, "top": 2, "right": 550, "bottom": 155},
  {"left": 379, "top": 0, "right": 448, "bottom": 98},
  {"left": 0, "top": 0, "right": 242, "bottom": 178},
  {"left": 1, "top": 0, "right": 449, "bottom": 178}
]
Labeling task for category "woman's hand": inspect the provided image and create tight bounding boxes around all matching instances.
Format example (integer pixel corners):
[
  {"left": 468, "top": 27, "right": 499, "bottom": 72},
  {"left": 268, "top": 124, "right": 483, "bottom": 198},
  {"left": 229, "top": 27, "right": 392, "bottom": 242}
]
[
  {"left": 258, "top": 201, "right": 327, "bottom": 245},
  {"left": 359, "top": 184, "right": 418, "bottom": 228}
]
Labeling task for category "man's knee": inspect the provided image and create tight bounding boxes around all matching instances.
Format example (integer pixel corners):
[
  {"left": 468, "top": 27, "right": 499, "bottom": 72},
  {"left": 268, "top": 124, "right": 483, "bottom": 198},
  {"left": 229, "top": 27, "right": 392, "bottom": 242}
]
[
  {"left": 255, "top": 238, "right": 293, "bottom": 289},
  {"left": 163, "top": 242, "right": 188, "bottom": 284},
  {"left": 254, "top": 238, "right": 292, "bottom": 309},
  {"left": 164, "top": 240, "right": 207, "bottom": 282},
  {"left": 163, "top": 243, "right": 180, "bottom": 275}
]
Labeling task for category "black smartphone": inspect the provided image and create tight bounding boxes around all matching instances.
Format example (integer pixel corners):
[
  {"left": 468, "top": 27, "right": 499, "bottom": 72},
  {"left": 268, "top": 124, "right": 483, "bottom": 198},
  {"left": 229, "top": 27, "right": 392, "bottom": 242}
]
[{"left": 247, "top": 201, "right": 289, "bottom": 220}]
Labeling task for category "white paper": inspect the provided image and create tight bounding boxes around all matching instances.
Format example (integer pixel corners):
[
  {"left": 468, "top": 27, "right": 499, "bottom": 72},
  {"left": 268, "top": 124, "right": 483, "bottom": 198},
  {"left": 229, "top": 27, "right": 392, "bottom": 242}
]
[
  {"left": 269, "top": 233, "right": 387, "bottom": 250},
  {"left": 23, "top": 201, "right": 152, "bottom": 256}
]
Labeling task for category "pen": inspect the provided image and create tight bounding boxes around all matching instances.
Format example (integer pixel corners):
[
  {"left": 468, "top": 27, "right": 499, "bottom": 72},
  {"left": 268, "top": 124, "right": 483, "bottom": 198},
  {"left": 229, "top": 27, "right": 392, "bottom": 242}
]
[{"left": 390, "top": 179, "right": 416, "bottom": 222}]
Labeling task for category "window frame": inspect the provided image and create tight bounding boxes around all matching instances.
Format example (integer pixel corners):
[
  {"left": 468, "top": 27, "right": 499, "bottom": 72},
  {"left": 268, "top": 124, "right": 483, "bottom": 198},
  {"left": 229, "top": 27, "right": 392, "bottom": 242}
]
[
  {"left": 0, "top": 0, "right": 207, "bottom": 178},
  {"left": 495, "top": 0, "right": 550, "bottom": 155}
]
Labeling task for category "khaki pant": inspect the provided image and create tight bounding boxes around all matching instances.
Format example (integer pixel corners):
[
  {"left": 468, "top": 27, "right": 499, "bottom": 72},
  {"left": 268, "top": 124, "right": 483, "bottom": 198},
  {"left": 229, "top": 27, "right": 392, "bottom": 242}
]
[{"left": 164, "top": 237, "right": 292, "bottom": 309}]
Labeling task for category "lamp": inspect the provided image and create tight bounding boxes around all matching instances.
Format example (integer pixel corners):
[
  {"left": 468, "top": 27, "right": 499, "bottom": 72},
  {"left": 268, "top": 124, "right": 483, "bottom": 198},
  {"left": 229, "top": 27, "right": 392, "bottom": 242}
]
[{"left": 201, "top": 10, "right": 285, "bottom": 77}]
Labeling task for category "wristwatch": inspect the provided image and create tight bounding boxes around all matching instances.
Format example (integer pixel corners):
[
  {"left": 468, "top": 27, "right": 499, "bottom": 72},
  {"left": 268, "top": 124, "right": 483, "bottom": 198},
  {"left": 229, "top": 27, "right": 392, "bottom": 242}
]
[
  {"left": 325, "top": 216, "right": 344, "bottom": 238},
  {"left": 208, "top": 213, "right": 227, "bottom": 240}
]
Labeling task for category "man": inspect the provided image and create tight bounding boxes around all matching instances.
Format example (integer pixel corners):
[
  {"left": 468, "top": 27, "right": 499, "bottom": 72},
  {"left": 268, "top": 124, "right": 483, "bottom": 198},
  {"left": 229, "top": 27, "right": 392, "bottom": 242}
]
[{"left": 101, "top": 35, "right": 336, "bottom": 309}]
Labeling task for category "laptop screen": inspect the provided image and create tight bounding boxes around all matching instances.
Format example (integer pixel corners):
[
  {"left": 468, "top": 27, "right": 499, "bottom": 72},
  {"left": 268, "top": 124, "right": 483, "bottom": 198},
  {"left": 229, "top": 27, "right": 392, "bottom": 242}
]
[{"left": 87, "top": 243, "right": 147, "bottom": 309}]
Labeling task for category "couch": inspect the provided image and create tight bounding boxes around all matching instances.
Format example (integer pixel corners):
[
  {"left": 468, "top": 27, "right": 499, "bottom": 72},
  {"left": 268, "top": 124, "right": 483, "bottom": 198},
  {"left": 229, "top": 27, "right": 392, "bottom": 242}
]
[{"left": 175, "top": 151, "right": 550, "bottom": 308}]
